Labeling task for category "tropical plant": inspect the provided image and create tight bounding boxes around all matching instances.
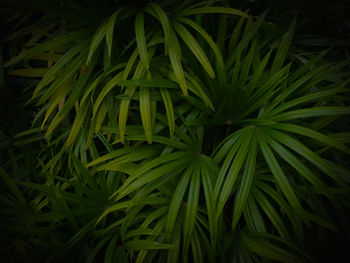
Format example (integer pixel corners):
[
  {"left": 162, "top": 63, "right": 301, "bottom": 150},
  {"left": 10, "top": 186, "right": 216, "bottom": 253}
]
[{"left": 1, "top": 0, "right": 350, "bottom": 262}]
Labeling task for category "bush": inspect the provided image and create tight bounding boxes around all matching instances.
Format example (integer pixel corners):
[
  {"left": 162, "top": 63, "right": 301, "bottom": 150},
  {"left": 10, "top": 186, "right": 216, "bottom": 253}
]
[{"left": 1, "top": 0, "right": 350, "bottom": 262}]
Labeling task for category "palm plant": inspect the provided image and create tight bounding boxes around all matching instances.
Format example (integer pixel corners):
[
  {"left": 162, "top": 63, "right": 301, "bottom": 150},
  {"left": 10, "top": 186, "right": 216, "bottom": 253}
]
[{"left": 1, "top": 0, "right": 350, "bottom": 262}]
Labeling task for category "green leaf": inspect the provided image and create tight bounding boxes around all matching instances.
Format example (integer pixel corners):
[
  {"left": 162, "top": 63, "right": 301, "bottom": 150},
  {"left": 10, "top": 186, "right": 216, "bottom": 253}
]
[
  {"left": 105, "top": 234, "right": 119, "bottom": 263},
  {"left": 123, "top": 135, "right": 188, "bottom": 149},
  {"left": 266, "top": 128, "right": 349, "bottom": 185},
  {"left": 242, "top": 234, "right": 303, "bottom": 263},
  {"left": 117, "top": 78, "right": 178, "bottom": 88},
  {"left": 125, "top": 228, "right": 160, "bottom": 240},
  {"left": 215, "top": 129, "right": 252, "bottom": 216},
  {"left": 135, "top": 11, "right": 149, "bottom": 70},
  {"left": 266, "top": 136, "right": 327, "bottom": 190},
  {"left": 7, "top": 68, "right": 49, "bottom": 77},
  {"left": 96, "top": 201, "right": 131, "bottom": 224},
  {"left": 272, "top": 107, "right": 350, "bottom": 121},
  {"left": 190, "top": 227, "right": 204, "bottom": 263},
  {"left": 65, "top": 102, "right": 90, "bottom": 148},
  {"left": 125, "top": 240, "right": 174, "bottom": 251},
  {"left": 184, "top": 73, "right": 214, "bottom": 110},
  {"left": 177, "top": 16, "right": 225, "bottom": 86},
  {"left": 38, "top": 52, "right": 86, "bottom": 106},
  {"left": 106, "top": 8, "right": 123, "bottom": 57},
  {"left": 232, "top": 133, "right": 257, "bottom": 230},
  {"left": 241, "top": 64, "right": 290, "bottom": 119},
  {"left": 272, "top": 123, "right": 350, "bottom": 154},
  {"left": 183, "top": 161, "right": 201, "bottom": 253},
  {"left": 258, "top": 132, "right": 304, "bottom": 215},
  {"left": 173, "top": 21, "right": 215, "bottom": 78},
  {"left": 166, "top": 164, "right": 193, "bottom": 233},
  {"left": 119, "top": 62, "right": 146, "bottom": 143},
  {"left": 270, "top": 18, "right": 296, "bottom": 76},
  {"left": 87, "top": 22, "right": 107, "bottom": 65},
  {"left": 147, "top": 3, "right": 171, "bottom": 54},
  {"left": 87, "top": 236, "right": 110, "bottom": 263},
  {"left": 244, "top": 194, "right": 267, "bottom": 233},
  {"left": 168, "top": 28, "right": 187, "bottom": 95},
  {"left": 118, "top": 157, "right": 190, "bottom": 200},
  {"left": 253, "top": 188, "right": 290, "bottom": 239},
  {"left": 237, "top": 40, "right": 256, "bottom": 89},
  {"left": 139, "top": 87, "right": 152, "bottom": 143},
  {"left": 93, "top": 71, "right": 123, "bottom": 116},
  {"left": 245, "top": 50, "right": 272, "bottom": 98},
  {"left": 160, "top": 89, "right": 175, "bottom": 138},
  {"left": 225, "top": 11, "right": 267, "bottom": 71},
  {"left": 269, "top": 87, "right": 349, "bottom": 117},
  {"left": 5, "top": 29, "right": 90, "bottom": 67},
  {"left": 86, "top": 145, "right": 138, "bottom": 167},
  {"left": 97, "top": 146, "right": 162, "bottom": 171},
  {"left": 33, "top": 43, "right": 86, "bottom": 98},
  {"left": 229, "top": 15, "right": 246, "bottom": 49},
  {"left": 181, "top": 7, "right": 249, "bottom": 18}
]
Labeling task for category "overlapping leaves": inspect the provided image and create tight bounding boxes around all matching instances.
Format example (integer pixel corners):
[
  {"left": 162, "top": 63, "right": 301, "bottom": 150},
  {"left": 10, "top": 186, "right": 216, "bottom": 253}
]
[{"left": 2, "top": 1, "right": 350, "bottom": 262}]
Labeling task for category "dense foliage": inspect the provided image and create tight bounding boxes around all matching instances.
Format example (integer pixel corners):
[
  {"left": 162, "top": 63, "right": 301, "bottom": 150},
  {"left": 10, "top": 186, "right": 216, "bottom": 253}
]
[{"left": 1, "top": 0, "right": 350, "bottom": 262}]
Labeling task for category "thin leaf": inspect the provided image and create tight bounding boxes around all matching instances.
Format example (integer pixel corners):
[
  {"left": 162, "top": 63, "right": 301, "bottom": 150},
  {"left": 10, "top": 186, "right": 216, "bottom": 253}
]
[
  {"left": 173, "top": 21, "right": 215, "bottom": 78},
  {"left": 106, "top": 8, "right": 123, "bottom": 57},
  {"left": 258, "top": 132, "right": 304, "bottom": 215},
  {"left": 181, "top": 7, "right": 249, "bottom": 18},
  {"left": 135, "top": 11, "right": 149, "bottom": 70},
  {"left": 184, "top": 161, "right": 201, "bottom": 253},
  {"left": 270, "top": 18, "right": 295, "bottom": 76},
  {"left": 87, "top": 22, "right": 107, "bottom": 65},
  {"left": 160, "top": 89, "right": 175, "bottom": 138},
  {"left": 168, "top": 28, "right": 187, "bottom": 95},
  {"left": 232, "top": 133, "right": 257, "bottom": 230},
  {"left": 125, "top": 240, "right": 174, "bottom": 251},
  {"left": 166, "top": 164, "right": 193, "bottom": 233}
]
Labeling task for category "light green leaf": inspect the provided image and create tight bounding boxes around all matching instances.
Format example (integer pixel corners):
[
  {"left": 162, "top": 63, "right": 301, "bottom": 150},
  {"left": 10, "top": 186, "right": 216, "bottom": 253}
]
[
  {"left": 135, "top": 11, "right": 149, "bottom": 70},
  {"left": 106, "top": 8, "right": 123, "bottom": 57},
  {"left": 139, "top": 87, "right": 152, "bottom": 143},
  {"left": 168, "top": 28, "right": 187, "bottom": 95},
  {"left": 147, "top": 3, "right": 171, "bottom": 54},
  {"left": 65, "top": 102, "right": 90, "bottom": 148},
  {"left": 173, "top": 21, "right": 215, "bottom": 78},
  {"left": 119, "top": 61, "right": 146, "bottom": 143},
  {"left": 160, "top": 89, "right": 175, "bottom": 138}
]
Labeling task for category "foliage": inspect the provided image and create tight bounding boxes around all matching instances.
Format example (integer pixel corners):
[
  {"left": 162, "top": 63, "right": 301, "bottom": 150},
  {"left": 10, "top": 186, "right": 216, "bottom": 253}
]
[{"left": 1, "top": 0, "right": 350, "bottom": 262}]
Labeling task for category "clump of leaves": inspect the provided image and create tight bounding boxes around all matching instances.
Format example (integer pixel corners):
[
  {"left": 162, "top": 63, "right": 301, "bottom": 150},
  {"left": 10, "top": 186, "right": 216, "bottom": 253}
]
[{"left": 1, "top": 0, "right": 350, "bottom": 262}]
